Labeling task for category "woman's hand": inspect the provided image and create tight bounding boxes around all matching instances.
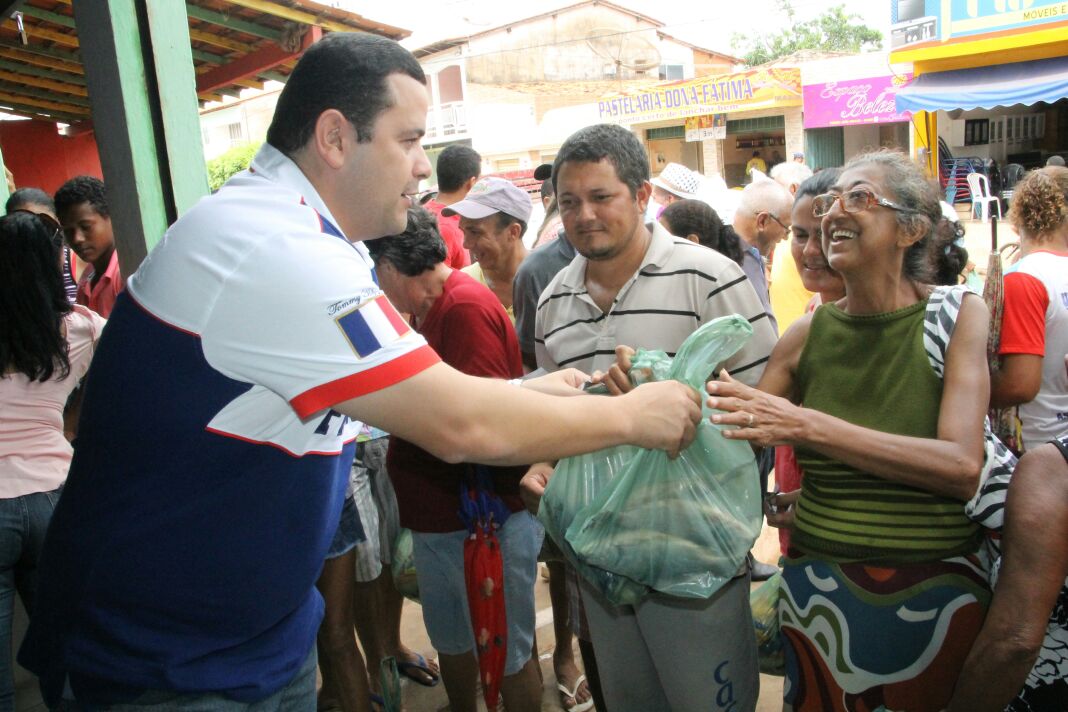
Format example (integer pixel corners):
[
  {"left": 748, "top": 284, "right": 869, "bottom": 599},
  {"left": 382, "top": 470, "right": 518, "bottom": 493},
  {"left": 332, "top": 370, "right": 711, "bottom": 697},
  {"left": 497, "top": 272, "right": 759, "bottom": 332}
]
[
  {"left": 522, "top": 368, "right": 590, "bottom": 396},
  {"left": 763, "top": 490, "right": 799, "bottom": 530},
  {"left": 520, "top": 462, "right": 555, "bottom": 514},
  {"left": 706, "top": 370, "right": 808, "bottom": 448}
]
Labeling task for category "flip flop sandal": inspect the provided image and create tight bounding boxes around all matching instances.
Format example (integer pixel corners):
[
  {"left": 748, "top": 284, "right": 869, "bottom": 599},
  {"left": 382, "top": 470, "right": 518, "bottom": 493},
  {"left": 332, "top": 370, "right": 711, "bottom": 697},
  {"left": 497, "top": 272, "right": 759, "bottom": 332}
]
[
  {"left": 557, "top": 673, "right": 595, "bottom": 712},
  {"left": 396, "top": 653, "right": 440, "bottom": 687}
]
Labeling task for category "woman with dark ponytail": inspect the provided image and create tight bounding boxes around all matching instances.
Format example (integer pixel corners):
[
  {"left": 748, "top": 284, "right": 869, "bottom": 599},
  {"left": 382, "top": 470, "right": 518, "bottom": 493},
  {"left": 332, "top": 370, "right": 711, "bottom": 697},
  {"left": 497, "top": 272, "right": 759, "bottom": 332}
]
[
  {"left": 932, "top": 205, "right": 970, "bottom": 287},
  {"left": 0, "top": 211, "right": 105, "bottom": 706},
  {"left": 658, "top": 199, "right": 745, "bottom": 265}
]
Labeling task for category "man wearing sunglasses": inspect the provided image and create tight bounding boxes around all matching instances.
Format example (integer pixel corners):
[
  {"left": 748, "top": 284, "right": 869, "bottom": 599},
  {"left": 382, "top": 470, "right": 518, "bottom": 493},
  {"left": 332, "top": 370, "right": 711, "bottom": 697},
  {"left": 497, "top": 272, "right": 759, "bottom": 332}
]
[{"left": 731, "top": 178, "right": 794, "bottom": 337}]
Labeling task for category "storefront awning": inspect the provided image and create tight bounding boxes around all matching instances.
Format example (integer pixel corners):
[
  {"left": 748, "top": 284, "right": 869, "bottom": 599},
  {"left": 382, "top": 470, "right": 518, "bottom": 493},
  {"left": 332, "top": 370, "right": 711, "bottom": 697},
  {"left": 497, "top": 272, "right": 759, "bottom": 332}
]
[
  {"left": 896, "top": 55, "right": 1068, "bottom": 113},
  {"left": 597, "top": 67, "right": 801, "bottom": 126}
]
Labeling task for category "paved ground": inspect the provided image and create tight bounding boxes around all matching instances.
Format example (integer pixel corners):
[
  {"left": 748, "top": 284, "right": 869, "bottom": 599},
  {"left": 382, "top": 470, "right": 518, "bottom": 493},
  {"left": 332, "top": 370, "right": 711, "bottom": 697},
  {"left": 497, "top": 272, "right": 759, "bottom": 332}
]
[
  {"left": 11, "top": 521, "right": 786, "bottom": 712},
  {"left": 388, "top": 520, "right": 786, "bottom": 712}
]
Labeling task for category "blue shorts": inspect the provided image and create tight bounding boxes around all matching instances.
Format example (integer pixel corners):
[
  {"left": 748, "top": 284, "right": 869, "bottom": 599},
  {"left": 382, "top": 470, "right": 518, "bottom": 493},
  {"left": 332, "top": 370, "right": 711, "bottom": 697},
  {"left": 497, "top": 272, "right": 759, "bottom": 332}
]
[
  {"left": 411, "top": 511, "right": 543, "bottom": 675},
  {"left": 325, "top": 495, "right": 365, "bottom": 559}
]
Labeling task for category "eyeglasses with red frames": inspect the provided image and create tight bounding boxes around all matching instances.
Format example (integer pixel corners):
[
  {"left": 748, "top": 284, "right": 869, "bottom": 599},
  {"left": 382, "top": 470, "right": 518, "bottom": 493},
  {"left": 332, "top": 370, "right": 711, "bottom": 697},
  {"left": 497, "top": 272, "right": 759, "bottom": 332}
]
[{"left": 811, "top": 188, "right": 917, "bottom": 218}]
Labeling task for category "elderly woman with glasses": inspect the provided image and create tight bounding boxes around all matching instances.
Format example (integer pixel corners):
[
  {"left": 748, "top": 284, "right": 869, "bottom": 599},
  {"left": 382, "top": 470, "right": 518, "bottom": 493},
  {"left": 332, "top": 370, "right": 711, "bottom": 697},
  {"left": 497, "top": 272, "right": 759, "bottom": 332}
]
[{"left": 706, "top": 151, "right": 992, "bottom": 711}]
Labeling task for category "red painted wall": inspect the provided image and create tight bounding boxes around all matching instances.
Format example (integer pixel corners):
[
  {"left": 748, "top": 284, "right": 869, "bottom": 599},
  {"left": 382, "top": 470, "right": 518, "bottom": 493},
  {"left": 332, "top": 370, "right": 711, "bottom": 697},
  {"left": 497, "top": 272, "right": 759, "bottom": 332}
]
[{"left": 0, "top": 119, "right": 102, "bottom": 196}]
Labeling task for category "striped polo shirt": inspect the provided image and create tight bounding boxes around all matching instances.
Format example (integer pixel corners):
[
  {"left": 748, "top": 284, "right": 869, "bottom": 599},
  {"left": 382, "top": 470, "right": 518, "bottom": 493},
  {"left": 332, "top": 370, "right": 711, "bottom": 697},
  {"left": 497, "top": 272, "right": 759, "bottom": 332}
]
[{"left": 535, "top": 223, "right": 777, "bottom": 386}]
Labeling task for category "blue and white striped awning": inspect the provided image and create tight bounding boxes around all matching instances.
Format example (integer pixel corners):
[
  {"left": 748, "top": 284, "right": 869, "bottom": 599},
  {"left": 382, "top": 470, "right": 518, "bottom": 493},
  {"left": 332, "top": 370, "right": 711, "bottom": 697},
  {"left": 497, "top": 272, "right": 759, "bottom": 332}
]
[{"left": 896, "top": 55, "right": 1068, "bottom": 113}]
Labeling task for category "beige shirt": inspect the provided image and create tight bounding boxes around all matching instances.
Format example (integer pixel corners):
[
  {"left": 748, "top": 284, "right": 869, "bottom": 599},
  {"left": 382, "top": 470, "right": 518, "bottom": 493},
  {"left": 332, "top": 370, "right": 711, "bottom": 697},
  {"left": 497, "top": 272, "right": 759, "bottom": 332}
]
[
  {"left": 462, "top": 262, "right": 515, "bottom": 324},
  {"left": 535, "top": 222, "right": 777, "bottom": 384}
]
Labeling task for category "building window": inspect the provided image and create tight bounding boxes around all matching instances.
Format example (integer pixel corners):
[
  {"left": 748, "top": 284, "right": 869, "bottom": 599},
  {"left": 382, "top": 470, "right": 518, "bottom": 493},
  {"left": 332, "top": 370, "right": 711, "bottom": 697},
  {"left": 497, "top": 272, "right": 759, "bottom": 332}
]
[
  {"left": 227, "top": 122, "right": 244, "bottom": 146},
  {"left": 646, "top": 126, "right": 685, "bottom": 140},
  {"left": 658, "top": 64, "right": 684, "bottom": 80}
]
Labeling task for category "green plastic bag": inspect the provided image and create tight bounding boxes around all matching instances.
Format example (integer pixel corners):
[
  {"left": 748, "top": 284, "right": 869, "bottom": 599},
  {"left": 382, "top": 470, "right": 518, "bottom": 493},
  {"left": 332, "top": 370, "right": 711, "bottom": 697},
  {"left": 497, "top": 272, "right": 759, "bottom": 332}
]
[
  {"left": 538, "top": 444, "right": 649, "bottom": 606},
  {"left": 751, "top": 571, "right": 784, "bottom": 676},
  {"left": 566, "top": 315, "right": 762, "bottom": 599},
  {"left": 378, "top": 657, "right": 403, "bottom": 712},
  {"left": 391, "top": 529, "right": 420, "bottom": 603}
]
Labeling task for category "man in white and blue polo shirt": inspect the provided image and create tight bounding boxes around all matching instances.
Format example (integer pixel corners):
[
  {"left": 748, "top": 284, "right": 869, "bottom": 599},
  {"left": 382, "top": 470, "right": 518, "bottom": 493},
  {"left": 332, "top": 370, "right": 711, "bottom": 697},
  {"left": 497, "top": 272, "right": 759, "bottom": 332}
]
[{"left": 19, "top": 33, "right": 703, "bottom": 711}]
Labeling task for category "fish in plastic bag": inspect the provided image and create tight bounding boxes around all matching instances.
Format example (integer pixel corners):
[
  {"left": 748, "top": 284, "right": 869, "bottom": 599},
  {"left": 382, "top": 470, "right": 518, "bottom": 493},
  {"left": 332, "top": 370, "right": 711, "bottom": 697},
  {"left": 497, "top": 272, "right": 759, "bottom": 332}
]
[
  {"left": 538, "top": 444, "right": 649, "bottom": 605},
  {"left": 391, "top": 528, "right": 420, "bottom": 603},
  {"left": 566, "top": 315, "right": 763, "bottom": 599}
]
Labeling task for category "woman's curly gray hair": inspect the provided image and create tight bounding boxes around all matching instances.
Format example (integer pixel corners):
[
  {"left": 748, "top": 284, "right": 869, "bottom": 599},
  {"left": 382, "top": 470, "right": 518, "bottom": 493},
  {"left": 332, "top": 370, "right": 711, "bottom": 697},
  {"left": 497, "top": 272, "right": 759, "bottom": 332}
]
[{"left": 842, "top": 150, "right": 946, "bottom": 283}]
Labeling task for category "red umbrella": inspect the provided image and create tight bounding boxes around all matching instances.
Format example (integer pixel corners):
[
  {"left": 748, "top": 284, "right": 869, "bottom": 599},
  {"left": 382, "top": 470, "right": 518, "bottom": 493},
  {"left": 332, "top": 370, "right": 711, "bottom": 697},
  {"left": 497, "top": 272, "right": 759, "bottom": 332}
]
[
  {"left": 460, "top": 466, "right": 511, "bottom": 711},
  {"left": 983, "top": 217, "right": 1024, "bottom": 454}
]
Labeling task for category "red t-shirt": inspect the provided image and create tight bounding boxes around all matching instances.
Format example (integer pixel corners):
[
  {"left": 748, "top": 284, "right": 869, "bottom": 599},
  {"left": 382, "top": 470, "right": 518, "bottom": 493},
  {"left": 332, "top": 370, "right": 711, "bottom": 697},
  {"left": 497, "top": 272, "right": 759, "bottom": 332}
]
[
  {"left": 388, "top": 270, "right": 525, "bottom": 532},
  {"left": 424, "top": 200, "right": 470, "bottom": 269},
  {"left": 999, "top": 269, "right": 1049, "bottom": 357}
]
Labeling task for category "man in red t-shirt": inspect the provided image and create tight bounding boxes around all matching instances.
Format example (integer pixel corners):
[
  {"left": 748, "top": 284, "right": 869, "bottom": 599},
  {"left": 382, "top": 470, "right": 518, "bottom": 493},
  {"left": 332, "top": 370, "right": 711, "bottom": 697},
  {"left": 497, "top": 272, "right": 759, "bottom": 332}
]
[
  {"left": 424, "top": 144, "right": 481, "bottom": 269},
  {"left": 366, "top": 207, "right": 541, "bottom": 712}
]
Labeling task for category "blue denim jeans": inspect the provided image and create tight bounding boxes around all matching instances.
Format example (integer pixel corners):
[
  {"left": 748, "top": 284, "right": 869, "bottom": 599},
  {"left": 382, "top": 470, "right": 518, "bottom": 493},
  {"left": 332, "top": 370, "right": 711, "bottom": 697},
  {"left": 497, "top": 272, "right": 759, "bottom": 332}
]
[
  {"left": 54, "top": 648, "right": 317, "bottom": 712},
  {"left": 0, "top": 487, "right": 62, "bottom": 712}
]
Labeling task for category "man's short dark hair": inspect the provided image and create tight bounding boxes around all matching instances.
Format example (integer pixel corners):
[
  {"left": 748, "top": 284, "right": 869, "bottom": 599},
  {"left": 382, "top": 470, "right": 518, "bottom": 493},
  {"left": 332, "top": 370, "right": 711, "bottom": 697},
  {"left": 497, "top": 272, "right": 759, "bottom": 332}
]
[
  {"left": 266, "top": 33, "right": 426, "bottom": 156},
  {"left": 5, "top": 187, "right": 53, "bottom": 215},
  {"left": 494, "top": 212, "right": 528, "bottom": 239},
  {"left": 552, "top": 124, "right": 650, "bottom": 197},
  {"left": 540, "top": 179, "right": 554, "bottom": 201},
  {"left": 54, "top": 176, "right": 108, "bottom": 218},
  {"left": 435, "top": 145, "right": 481, "bottom": 193},
  {"left": 365, "top": 207, "right": 447, "bottom": 275}
]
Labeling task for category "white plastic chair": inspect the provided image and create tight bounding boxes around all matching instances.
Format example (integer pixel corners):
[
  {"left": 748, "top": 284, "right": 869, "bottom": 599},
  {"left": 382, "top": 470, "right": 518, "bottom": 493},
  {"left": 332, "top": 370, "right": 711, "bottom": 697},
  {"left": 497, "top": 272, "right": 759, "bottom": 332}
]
[{"left": 966, "top": 172, "right": 1003, "bottom": 222}]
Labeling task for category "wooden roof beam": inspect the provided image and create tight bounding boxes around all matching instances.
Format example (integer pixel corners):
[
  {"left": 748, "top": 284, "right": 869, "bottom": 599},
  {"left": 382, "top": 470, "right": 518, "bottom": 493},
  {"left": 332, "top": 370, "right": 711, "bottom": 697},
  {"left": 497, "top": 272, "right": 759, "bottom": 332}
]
[
  {"left": 217, "top": 0, "right": 356, "bottom": 34},
  {"left": 185, "top": 4, "right": 282, "bottom": 42},
  {"left": 0, "top": 89, "right": 87, "bottom": 117},
  {"left": 0, "top": 40, "right": 81, "bottom": 70},
  {"left": 0, "top": 47, "right": 82, "bottom": 75},
  {"left": 196, "top": 24, "right": 319, "bottom": 94},
  {"left": 0, "top": 67, "right": 86, "bottom": 96},
  {"left": 17, "top": 6, "right": 74, "bottom": 29},
  {"left": 188, "top": 27, "right": 257, "bottom": 54},
  {"left": 1, "top": 20, "right": 79, "bottom": 47},
  {"left": 0, "top": 55, "right": 83, "bottom": 84},
  {"left": 0, "top": 104, "right": 81, "bottom": 123},
  {"left": 0, "top": 79, "right": 89, "bottom": 107}
]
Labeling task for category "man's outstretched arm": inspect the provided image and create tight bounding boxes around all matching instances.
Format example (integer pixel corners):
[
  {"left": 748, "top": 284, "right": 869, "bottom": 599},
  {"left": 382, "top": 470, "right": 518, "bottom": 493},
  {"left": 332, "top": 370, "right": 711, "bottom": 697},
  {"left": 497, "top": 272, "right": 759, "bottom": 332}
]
[{"left": 335, "top": 361, "right": 700, "bottom": 465}]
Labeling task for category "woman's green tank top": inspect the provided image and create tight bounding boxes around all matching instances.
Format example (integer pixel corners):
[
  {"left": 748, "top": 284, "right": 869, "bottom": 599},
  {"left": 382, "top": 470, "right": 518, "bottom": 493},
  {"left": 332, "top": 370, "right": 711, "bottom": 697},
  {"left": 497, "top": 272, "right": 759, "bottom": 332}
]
[{"left": 792, "top": 300, "right": 981, "bottom": 563}]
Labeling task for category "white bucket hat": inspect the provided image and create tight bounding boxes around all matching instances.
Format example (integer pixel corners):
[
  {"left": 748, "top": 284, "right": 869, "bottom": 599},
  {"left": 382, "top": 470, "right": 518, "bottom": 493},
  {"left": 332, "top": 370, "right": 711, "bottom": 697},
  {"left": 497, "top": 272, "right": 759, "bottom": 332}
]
[{"left": 650, "top": 163, "right": 703, "bottom": 200}]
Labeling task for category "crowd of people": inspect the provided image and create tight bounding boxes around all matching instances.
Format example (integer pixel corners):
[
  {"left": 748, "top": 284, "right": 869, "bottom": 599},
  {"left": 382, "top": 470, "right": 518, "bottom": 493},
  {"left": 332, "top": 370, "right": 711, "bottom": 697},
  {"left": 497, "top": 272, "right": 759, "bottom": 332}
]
[{"left": 1, "top": 31, "right": 1067, "bottom": 712}]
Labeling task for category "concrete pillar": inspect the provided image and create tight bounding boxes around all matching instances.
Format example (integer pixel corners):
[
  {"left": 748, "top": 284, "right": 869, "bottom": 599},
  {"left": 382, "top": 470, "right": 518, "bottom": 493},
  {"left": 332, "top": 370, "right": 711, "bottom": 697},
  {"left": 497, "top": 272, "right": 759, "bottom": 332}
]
[
  {"left": 701, "top": 138, "right": 724, "bottom": 178},
  {"left": 784, "top": 106, "right": 804, "bottom": 164}
]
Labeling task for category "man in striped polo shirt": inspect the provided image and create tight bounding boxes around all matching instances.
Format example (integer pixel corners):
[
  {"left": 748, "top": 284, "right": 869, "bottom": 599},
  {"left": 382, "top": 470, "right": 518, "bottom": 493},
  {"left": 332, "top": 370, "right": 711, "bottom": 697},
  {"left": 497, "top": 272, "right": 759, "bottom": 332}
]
[{"left": 533, "top": 124, "right": 777, "bottom": 712}]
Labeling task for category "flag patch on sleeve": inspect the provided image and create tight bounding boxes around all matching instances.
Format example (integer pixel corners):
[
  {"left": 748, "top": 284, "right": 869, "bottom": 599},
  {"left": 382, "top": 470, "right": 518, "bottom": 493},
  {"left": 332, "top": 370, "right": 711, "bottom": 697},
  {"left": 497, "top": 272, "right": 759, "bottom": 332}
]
[{"left": 335, "top": 295, "right": 411, "bottom": 358}]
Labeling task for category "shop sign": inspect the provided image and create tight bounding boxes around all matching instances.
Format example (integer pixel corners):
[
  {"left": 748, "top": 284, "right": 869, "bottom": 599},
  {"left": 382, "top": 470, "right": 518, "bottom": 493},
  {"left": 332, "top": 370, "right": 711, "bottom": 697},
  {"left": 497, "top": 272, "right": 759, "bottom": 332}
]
[
  {"left": 891, "top": 0, "right": 1068, "bottom": 49},
  {"left": 598, "top": 67, "right": 801, "bottom": 125},
  {"left": 684, "top": 114, "right": 727, "bottom": 141},
  {"left": 803, "top": 74, "right": 913, "bottom": 128}
]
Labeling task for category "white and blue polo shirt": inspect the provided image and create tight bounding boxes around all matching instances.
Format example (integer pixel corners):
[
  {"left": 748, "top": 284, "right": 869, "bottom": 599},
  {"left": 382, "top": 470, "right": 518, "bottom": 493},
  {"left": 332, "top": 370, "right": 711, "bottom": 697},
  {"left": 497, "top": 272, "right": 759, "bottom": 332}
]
[{"left": 19, "top": 145, "right": 439, "bottom": 704}]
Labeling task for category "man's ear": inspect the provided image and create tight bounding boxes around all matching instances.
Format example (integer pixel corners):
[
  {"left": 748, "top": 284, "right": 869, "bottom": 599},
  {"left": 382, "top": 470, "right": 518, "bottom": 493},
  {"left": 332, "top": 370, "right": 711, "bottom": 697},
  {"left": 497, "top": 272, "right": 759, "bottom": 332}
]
[
  {"left": 312, "top": 109, "right": 349, "bottom": 170},
  {"left": 465, "top": 175, "right": 479, "bottom": 193},
  {"left": 636, "top": 180, "right": 652, "bottom": 212},
  {"left": 508, "top": 220, "right": 523, "bottom": 242}
]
